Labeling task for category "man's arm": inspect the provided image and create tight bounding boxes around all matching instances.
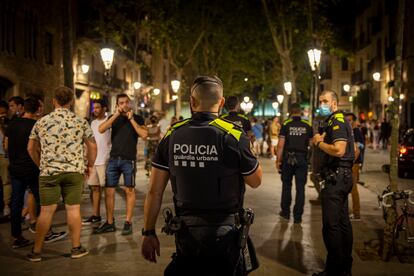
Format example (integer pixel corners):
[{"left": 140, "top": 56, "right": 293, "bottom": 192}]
[
  {"left": 28, "top": 139, "right": 41, "bottom": 166},
  {"left": 98, "top": 111, "right": 120, "bottom": 133},
  {"left": 276, "top": 137, "right": 285, "bottom": 171},
  {"left": 3, "top": 137, "right": 8, "bottom": 152},
  {"left": 129, "top": 114, "right": 148, "bottom": 139},
  {"left": 141, "top": 167, "right": 169, "bottom": 263},
  {"left": 243, "top": 165, "right": 262, "bottom": 188},
  {"left": 84, "top": 137, "right": 97, "bottom": 173},
  {"left": 313, "top": 133, "right": 347, "bottom": 157}
]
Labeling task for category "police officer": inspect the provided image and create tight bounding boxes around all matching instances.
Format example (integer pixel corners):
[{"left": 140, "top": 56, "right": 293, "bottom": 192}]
[
  {"left": 141, "top": 76, "right": 262, "bottom": 275},
  {"left": 276, "top": 103, "right": 313, "bottom": 224},
  {"left": 312, "top": 90, "right": 355, "bottom": 276},
  {"left": 221, "top": 96, "right": 254, "bottom": 141}
]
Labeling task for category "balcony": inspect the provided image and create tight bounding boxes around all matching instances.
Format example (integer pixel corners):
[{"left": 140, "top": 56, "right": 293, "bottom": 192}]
[{"left": 351, "top": 70, "right": 363, "bottom": 84}]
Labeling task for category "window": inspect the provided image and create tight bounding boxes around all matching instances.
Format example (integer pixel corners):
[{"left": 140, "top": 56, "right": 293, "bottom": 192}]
[
  {"left": 45, "top": 32, "right": 53, "bottom": 64},
  {"left": 341, "top": 57, "right": 349, "bottom": 71},
  {"left": 24, "top": 9, "right": 37, "bottom": 60},
  {"left": 0, "top": 0, "right": 16, "bottom": 54}
]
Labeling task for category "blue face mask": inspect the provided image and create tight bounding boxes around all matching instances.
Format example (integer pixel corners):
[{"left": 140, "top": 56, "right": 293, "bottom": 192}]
[{"left": 319, "top": 104, "right": 332, "bottom": 116}]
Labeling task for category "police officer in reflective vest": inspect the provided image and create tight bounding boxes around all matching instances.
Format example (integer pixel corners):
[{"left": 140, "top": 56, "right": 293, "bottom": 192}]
[
  {"left": 276, "top": 103, "right": 313, "bottom": 224},
  {"left": 141, "top": 76, "right": 262, "bottom": 275},
  {"left": 312, "top": 90, "right": 355, "bottom": 276},
  {"left": 221, "top": 96, "right": 254, "bottom": 142}
]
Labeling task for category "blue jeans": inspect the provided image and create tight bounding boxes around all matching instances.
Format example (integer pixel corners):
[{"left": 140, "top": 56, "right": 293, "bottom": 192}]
[
  {"left": 106, "top": 158, "right": 136, "bottom": 187},
  {"left": 280, "top": 153, "right": 308, "bottom": 222},
  {"left": 10, "top": 173, "right": 40, "bottom": 238}
]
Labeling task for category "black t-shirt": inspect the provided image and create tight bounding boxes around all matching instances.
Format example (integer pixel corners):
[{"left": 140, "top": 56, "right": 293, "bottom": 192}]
[
  {"left": 5, "top": 117, "right": 39, "bottom": 175},
  {"left": 322, "top": 111, "right": 355, "bottom": 167},
  {"left": 110, "top": 114, "right": 145, "bottom": 160},
  {"left": 221, "top": 112, "right": 252, "bottom": 133},
  {"left": 279, "top": 116, "right": 313, "bottom": 154}
]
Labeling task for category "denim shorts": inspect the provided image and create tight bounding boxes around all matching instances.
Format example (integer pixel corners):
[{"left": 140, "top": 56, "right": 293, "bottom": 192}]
[{"left": 106, "top": 158, "right": 136, "bottom": 188}]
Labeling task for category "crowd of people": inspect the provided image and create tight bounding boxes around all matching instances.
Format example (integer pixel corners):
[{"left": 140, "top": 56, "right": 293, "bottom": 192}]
[{"left": 0, "top": 80, "right": 393, "bottom": 275}]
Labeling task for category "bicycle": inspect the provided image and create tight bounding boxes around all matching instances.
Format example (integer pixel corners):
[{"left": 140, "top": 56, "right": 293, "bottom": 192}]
[{"left": 378, "top": 189, "right": 414, "bottom": 263}]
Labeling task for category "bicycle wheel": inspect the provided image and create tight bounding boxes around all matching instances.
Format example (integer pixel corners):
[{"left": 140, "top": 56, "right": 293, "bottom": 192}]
[{"left": 393, "top": 214, "right": 414, "bottom": 263}]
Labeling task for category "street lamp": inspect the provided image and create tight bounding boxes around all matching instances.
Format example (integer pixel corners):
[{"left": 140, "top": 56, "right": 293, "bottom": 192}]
[
  {"left": 284, "top": 81, "right": 292, "bottom": 95},
  {"left": 153, "top": 88, "right": 160, "bottom": 95},
  {"left": 307, "top": 48, "right": 322, "bottom": 121},
  {"left": 373, "top": 72, "right": 381, "bottom": 81},
  {"left": 244, "top": 77, "right": 248, "bottom": 82},
  {"left": 100, "top": 47, "right": 115, "bottom": 85},
  {"left": 272, "top": 101, "right": 279, "bottom": 110},
  {"left": 343, "top": 84, "right": 351, "bottom": 93},
  {"left": 243, "top": 96, "right": 250, "bottom": 103},
  {"left": 171, "top": 80, "right": 180, "bottom": 93},
  {"left": 240, "top": 101, "right": 254, "bottom": 114},
  {"left": 277, "top": 95, "right": 284, "bottom": 104},
  {"left": 172, "top": 94, "right": 178, "bottom": 101},
  {"left": 81, "top": 64, "right": 89, "bottom": 74},
  {"left": 133, "top": 81, "right": 142, "bottom": 90}
]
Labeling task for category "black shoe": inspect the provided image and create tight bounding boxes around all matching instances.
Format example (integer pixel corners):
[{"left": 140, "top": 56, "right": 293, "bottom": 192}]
[
  {"left": 27, "top": 248, "right": 42, "bottom": 262},
  {"left": 12, "top": 237, "right": 33, "bottom": 249},
  {"left": 45, "top": 231, "right": 68, "bottom": 244},
  {"left": 82, "top": 215, "right": 102, "bottom": 225},
  {"left": 93, "top": 221, "right": 116, "bottom": 234},
  {"left": 71, "top": 245, "right": 89, "bottom": 259},
  {"left": 294, "top": 218, "right": 302, "bottom": 224},
  {"left": 279, "top": 211, "right": 290, "bottom": 221},
  {"left": 121, "top": 221, "right": 132, "bottom": 236}
]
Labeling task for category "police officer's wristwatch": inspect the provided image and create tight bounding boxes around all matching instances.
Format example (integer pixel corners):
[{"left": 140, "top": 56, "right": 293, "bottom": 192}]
[{"left": 141, "top": 228, "right": 156, "bottom": 236}]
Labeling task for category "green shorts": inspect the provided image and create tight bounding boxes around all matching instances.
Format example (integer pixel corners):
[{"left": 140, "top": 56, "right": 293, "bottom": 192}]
[{"left": 39, "top": 172, "right": 84, "bottom": 206}]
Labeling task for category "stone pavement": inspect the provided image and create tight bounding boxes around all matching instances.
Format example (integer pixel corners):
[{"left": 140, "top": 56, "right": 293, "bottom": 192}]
[{"left": 0, "top": 148, "right": 413, "bottom": 275}]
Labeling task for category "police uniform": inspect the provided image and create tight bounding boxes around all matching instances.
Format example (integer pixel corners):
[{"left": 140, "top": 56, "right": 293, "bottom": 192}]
[
  {"left": 152, "top": 112, "right": 259, "bottom": 275},
  {"left": 279, "top": 116, "right": 313, "bottom": 223},
  {"left": 319, "top": 111, "right": 355, "bottom": 275},
  {"left": 221, "top": 111, "right": 252, "bottom": 134}
]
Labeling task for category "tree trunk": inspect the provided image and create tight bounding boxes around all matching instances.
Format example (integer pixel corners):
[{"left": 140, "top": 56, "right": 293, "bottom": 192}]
[
  {"left": 175, "top": 69, "right": 183, "bottom": 117},
  {"left": 382, "top": 0, "right": 405, "bottom": 260},
  {"left": 61, "top": 0, "right": 74, "bottom": 90}
]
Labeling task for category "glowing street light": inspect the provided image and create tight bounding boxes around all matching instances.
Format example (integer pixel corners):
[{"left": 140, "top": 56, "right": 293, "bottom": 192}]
[
  {"left": 373, "top": 72, "right": 381, "bottom": 81},
  {"left": 307, "top": 48, "right": 322, "bottom": 71},
  {"left": 100, "top": 48, "right": 115, "bottom": 70},
  {"left": 81, "top": 64, "right": 89, "bottom": 74},
  {"left": 284, "top": 81, "right": 292, "bottom": 95},
  {"left": 272, "top": 101, "right": 279, "bottom": 110},
  {"left": 133, "top": 81, "right": 142, "bottom": 90},
  {"left": 343, "top": 84, "right": 351, "bottom": 92},
  {"left": 172, "top": 94, "right": 178, "bottom": 101},
  {"left": 388, "top": 96, "right": 394, "bottom": 102},
  {"left": 240, "top": 101, "right": 254, "bottom": 113},
  {"left": 153, "top": 88, "right": 160, "bottom": 95},
  {"left": 171, "top": 80, "right": 181, "bottom": 93},
  {"left": 244, "top": 77, "right": 248, "bottom": 82},
  {"left": 243, "top": 96, "right": 250, "bottom": 103},
  {"left": 277, "top": 95, "right": 284, "bottom": 104}
]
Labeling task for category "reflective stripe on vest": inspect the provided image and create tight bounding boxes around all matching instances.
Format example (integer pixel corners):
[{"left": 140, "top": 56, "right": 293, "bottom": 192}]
[{"left": 209, "top": 118, "right": 242, "bottom": 141}]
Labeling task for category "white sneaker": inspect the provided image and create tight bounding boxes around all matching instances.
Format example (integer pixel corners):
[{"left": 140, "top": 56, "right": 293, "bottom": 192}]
[
  {"left": 349, "top": 214, "right": 361, "bottom": 221},
  {"left": 3, "top": 206, "right": 10, "bottom": 216},
  {"left": 271, "top": 156, "right": 277, "bottom": 161}
]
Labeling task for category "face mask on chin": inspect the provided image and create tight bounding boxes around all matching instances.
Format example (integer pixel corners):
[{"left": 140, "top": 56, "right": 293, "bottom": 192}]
[{"left": 319, "top": 103, "right": 333, "bottom": 117}]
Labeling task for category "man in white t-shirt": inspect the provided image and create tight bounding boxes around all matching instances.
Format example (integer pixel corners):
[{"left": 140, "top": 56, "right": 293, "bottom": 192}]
[
  {"left": 158, "top": 112, "right": 170, "bottom": 137},
  {"left": 82, "top": 100, "right": 111, "bottom": 225}
]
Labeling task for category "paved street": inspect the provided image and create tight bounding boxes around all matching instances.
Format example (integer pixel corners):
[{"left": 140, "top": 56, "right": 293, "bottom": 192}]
[{"left": 0, "top": 147, "right": 413, "bottom": 275}]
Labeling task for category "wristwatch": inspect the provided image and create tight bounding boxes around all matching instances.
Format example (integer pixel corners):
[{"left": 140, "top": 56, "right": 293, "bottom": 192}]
[{"left": 141, "top": 228, "right": 156, "bottom": 236}]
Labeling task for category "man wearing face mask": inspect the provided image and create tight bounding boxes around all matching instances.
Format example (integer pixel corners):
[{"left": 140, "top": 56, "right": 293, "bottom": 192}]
[
  {"left": 312, "top": 90, "right": 355, "bottom": 276},
  {"left": 95, "top": 94, "right": 147, "bottom": 235},
  {"left": 141, "top": 76, "right": 262, "bottom": 275}
]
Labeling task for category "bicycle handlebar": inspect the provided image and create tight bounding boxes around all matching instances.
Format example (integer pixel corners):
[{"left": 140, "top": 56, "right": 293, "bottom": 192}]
[{"left": 379, "top": 189, "right": 414, "bottom": 207}]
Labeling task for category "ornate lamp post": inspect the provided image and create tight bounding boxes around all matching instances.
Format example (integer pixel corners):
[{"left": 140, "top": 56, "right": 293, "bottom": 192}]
[
  {"left": 307, "top": 48, "right": 322, "bottom": 121},
  {"left": 100, "top": 47, "right": 115, "bottom": 85}
]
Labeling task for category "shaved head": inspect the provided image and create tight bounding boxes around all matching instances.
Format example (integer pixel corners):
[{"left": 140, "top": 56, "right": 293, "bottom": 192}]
[{"left": 190, "top": 76, "right": 224, "bottom": 111}]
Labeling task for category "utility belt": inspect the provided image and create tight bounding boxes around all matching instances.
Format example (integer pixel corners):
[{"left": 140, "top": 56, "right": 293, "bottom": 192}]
[
  {"left": 316, "top": 161, "right": 353, "bottom": 188},
  {"left": 162, "top": 207, "right": 259, "bottom": 274},
  {"left": 283, "top": 151, "right": 307, "bottom": 166}
]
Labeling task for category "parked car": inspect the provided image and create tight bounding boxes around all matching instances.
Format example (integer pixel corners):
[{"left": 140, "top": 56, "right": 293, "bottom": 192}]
[{"left": 398, "top": 128, "right": 414, "bottom": 178}]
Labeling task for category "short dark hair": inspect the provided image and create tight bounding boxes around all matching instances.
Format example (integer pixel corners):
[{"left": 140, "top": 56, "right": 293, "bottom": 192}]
[
  {"left": 93, "top": 99, "right": 107, "bottom": 109},
  {"left": 320, "top": 90, "right": 339, "bottom": 103},
  {"left": 116, "top": 93, "right": 130, "bottom": 104},
  {"left": 226, "top": 96, "right": 239, "bottom": 110},
  {"left": 54, "top": 86, "right": 74, "bottom": 106},
  {"left": 345, "top": 112, "right": 357, "bottom": 121},
  {"left": 0, "top": 101, "right": 9, "bottom": 110},
  {"left": 290, "top": 103, "right": 301, "bottom": 114},
  {"left": 24, "top": 97, "right": 40, "bottom": 114},
  {"left": 8, "top": 96, "right": 24, "bottom": 106}
]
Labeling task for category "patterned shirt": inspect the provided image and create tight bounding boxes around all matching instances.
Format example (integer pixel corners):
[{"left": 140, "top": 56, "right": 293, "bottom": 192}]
[{"left": 29, "top": 108, "right": 94, "bottom": 176}]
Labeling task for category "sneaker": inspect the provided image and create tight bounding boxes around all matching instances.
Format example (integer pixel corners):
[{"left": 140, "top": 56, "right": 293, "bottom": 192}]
[
  {"left": 82, "top": 215, "right": 102, "bottom": 225},
  {"left": 93, "top": 221, "right": 116, "bottom": 234},
  {"left": 294, "top": 218, "right": 302, "bottom": 224},
  {"left": 121, "top": 221, "right": 132, "bottom": 236},
  {"left": 27, "top": 249, "right": 42, "bottom": 262},
  {"left": 349, "top": 214, "right": 361, "bottom": 221},
  {"left": 279, "top": 211, "right": 290, "bottom": 221},
  {"left": 271, "top": 155, "right": 277, "bottom": 161},
  {"left": 29, "top": 223, "right": 36, "bottom": 234},
  {"left": 12, "top": 237, "right": 33, "bottom": 249},
  {"left": 71, "top": 245, "right": 89, "bottom": 259},
  {"left": 44, "top": 231, "right": 68, "bottom": 244}
]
